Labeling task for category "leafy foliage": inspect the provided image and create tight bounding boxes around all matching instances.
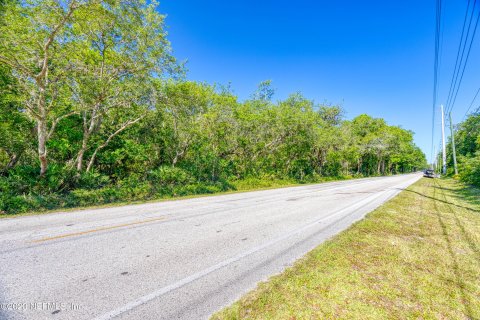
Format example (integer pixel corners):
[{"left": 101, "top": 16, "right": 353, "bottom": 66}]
[
  {"left": 0, "top": 1, "right": 428, "bottom": 214},
  {"left": 446, "top": 113, "right": 480, "bottom": 186}
]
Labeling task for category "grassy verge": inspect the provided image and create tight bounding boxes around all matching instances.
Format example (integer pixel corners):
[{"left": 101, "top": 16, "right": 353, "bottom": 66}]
[
  {"left": 0, "top": 175, "right": 353, "bottom": 218},
  {"left": 212, "top": 178, "right": 480, "bottom": 320}
]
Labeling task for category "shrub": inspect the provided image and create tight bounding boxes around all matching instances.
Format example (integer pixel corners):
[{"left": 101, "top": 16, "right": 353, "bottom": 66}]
[
  {"left": 459, "top": 154, "right": 480, "bottom": 187},
  {"left": 148, "top": 166, "right": 193, "bottom": 187},
  {"left": 69, "top": 189, "right": 106, "bottom": 207},
  {"left": 0, "top": 195, "right": 32, "bottom": 214},
  {"left": 75, "top": 171, "right": 111, "bottom": 190},
  {"left": 1, "top": 164, "right": 78, "bottom": 195}
]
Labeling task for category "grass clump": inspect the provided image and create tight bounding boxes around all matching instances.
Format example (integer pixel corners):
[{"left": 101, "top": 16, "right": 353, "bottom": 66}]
[{"left": 212, "top": 178, "right": 480, "bottom": 320}]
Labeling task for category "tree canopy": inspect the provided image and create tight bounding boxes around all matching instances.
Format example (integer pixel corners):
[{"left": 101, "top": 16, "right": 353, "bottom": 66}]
[
  {"left": 0, "top": 1, "right": 428, "bottom": 214},
  {"left": 445, "top": 112, "right": 480, "bottom": 186}
]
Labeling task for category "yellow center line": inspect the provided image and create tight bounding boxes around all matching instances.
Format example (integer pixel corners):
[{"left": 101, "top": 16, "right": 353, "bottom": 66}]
[{"left": 30, "top": 216, "right": 167, "bottom": 243}]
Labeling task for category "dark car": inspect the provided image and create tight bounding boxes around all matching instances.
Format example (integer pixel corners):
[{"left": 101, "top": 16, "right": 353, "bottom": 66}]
[{"left": 424, "top": 169, "right": 435, "bottom": 178}]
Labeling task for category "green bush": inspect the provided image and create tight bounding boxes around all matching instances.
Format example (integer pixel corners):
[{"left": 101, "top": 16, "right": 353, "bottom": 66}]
[
  {"left": 69, "top": 189, "right": 108, "bottom": 207},
  {"left": 1, "top": 164, "right": 77, "bottom": 195},
  {"left": 76, "top": 171, "right": 111, "bottom": 190},
  {"left": 0, "top": 195, "right": 32, "bottom": 214},
  {"left": 173, "top": 183, "right": 223, "bottom": 196},
  {"left": 148, "top": 166, "right": 193, "bottom": 186},
  {"left": 459, "top": 154, "right": 480, "bottom": 187}
]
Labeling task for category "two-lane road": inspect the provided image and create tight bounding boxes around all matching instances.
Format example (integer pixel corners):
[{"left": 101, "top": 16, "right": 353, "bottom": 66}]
[{"left": 0, "top": 174, "right": 421, "bottom": 320}]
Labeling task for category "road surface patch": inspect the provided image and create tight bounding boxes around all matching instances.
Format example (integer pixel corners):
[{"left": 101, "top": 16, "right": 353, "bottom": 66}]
[{"left": 30, "top": 216, "right": 166, "bottom": 243}]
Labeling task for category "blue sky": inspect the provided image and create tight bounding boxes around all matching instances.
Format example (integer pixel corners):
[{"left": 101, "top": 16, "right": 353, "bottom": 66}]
[{"left": 159, "top": 1, "right": 480, "bottom": 161}]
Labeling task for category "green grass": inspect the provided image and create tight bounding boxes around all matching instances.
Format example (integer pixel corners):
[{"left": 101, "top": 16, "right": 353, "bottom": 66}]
[
  {"left": 0, "top": 175, "right": 353, "bottom": 218},
  {"left": 212, "top": 178, "right": 480, "bottom": 320}
]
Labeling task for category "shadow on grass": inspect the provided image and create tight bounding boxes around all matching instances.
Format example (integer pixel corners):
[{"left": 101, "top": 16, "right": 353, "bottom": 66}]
[
  {"left": 403, "top": 180, "right": 480, "bottom": 265},
  {"left": 450, "top": 188, "right": 480, "bottom": 209},
  {"left": 430, "top": 181, "right": 476, "bottom": 319},
  {"left": 435, "top": 178, "right": 480, "bottom": 207},
  {"left": 433, "top": 180, "right": 480, "bottom": 265},
  {"left": 397, "top": 187, "right": 479, "bottom": 214}
]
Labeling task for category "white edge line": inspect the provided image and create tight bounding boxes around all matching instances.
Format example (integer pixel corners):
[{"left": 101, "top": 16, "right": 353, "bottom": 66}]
[{"left": 92, "top": 176, "right": 419, "bottom": 320}]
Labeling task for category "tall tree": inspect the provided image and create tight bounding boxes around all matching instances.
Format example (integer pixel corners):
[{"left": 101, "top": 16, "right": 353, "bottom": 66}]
[
  {"left": 69, "top": 0, "right": 178, "bottom": 172},
  {"left": 0, "top": 65, "right": 33, "bottom": 172},
  {"left": 0, "top": 0, "right": 86, "bottom": 175},
  {"left": 0, "top": 0, "right": 179, "bottom": 175}
]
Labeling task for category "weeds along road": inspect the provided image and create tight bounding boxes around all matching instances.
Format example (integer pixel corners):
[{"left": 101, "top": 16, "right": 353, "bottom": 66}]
[{"left": 0, "top": 174, "right": 421, "bottom": 320}]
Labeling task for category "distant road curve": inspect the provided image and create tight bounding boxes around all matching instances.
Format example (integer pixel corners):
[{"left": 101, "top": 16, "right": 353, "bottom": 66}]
[{"left": 0, "top": 173, "right": 421, "bottom": 320}]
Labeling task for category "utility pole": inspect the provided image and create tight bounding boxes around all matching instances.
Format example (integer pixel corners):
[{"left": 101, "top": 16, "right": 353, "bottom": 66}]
[
  {"left": 437, "top": 151, "right": 441, "bottom": 174},
  {"left": 441, "top": 105, "right": 447, "bottom": 175},
  {"left": 449, "top": 112, "right": 458, "bottom": 175}
]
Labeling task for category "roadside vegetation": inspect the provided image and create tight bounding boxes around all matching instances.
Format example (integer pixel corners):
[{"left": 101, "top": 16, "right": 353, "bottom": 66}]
[
  {"left": 0, "top": 1, "right": 427, "bottom": 215},
  {"left": 212, "top": 178, "right": 480, "bottom": 320},
  {"left": 445, "top": 113, "right": 480, "bottom": 187}
]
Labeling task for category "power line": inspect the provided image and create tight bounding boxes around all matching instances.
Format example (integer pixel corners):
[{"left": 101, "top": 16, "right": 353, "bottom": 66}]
[
  {"left": 447, "top": 0, "right": 476, "bottom": 112},
  {"left": 463, "top": 109, "right": 480, "bottom": 137},
  {"left": 462, "top": 87, "right": 480, "bottom": 120},
  {"left": 431, "top": 0, "right": 443, "bottom": 164},
  {"left": 447, "top": 3, "right": 480, "bottom": 115},
  {"left": 444, "top": 0, "right": 473, "bottom": 112}
]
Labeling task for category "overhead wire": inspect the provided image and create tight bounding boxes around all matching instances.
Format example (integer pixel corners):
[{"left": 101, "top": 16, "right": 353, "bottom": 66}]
[
  {"left": 462, "top": 87, "right": 480, "bottom": 120},
  {"left": 447, "top": 2, "right": 480, "bottom": 115},
  {"left": 427, "top": 0, "right": 479, "bottom": 164},
  {"left": 431, "top": 0, "right": 443, "bottom": 164},
  {"left": 444, "top": 0, "right": 473, "bottom": 113}
]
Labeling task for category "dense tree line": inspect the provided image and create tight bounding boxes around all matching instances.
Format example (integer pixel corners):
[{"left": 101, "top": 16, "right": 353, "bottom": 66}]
[
  {"left": 445, "top": 112, "right": 480, "bottom": 186},
  {"left": 0, "top": 1, "right": 426, "bottom": 213}
]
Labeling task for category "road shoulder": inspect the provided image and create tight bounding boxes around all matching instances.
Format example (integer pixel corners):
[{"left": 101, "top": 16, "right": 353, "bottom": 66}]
[{"left": 211, "top": 178, "right": 480, "bottom": 319}]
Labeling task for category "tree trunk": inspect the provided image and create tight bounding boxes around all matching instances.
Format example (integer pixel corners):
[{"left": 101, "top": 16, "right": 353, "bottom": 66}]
[
  {"left": 37, "top": 102, "right": 48, "bottom": 176},
  {"left": 86, "top": 149, "right": 99, "bottom": 172},
  {"left": 1, "top": 152, "right": 22, "bottom": 173},
  {"left": 6, "top": 153, "right": 19, "bottom": 170},
  {"left": 172, "top": 153, "right": 179, "bottom": 167},
  {"left": 76, "top": 146, "right": 86, "bottom": 171},
  {"left": 76, "top": 130, "right": 91, "bottom": 171},
  {"left": 74, "top": 109, "right": 99, "bottom": 172}
]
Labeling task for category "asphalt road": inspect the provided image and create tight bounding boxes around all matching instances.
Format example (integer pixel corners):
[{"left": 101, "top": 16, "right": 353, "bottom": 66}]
[{"left": 0, "top": 173, "right": 421, "bottom": 320}]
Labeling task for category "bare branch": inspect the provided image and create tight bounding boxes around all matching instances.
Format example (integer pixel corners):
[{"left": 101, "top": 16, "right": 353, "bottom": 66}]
[
  {"left": 36, "top": 0, "right": 81, "bottom": 82},
  {"left": 0, "top": 55, "right": 33, "bottom": 77},
  {"left": 86, "top": 114, "right": 145, "bottom": 172},
  {"left": 47, "top": 111, "right": 79, "bottom": 139}
]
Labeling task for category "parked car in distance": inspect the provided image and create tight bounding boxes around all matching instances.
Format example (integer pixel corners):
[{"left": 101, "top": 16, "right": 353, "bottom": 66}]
[{"left": 424, "top": 169, "right": 435, "bottom": 178}]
